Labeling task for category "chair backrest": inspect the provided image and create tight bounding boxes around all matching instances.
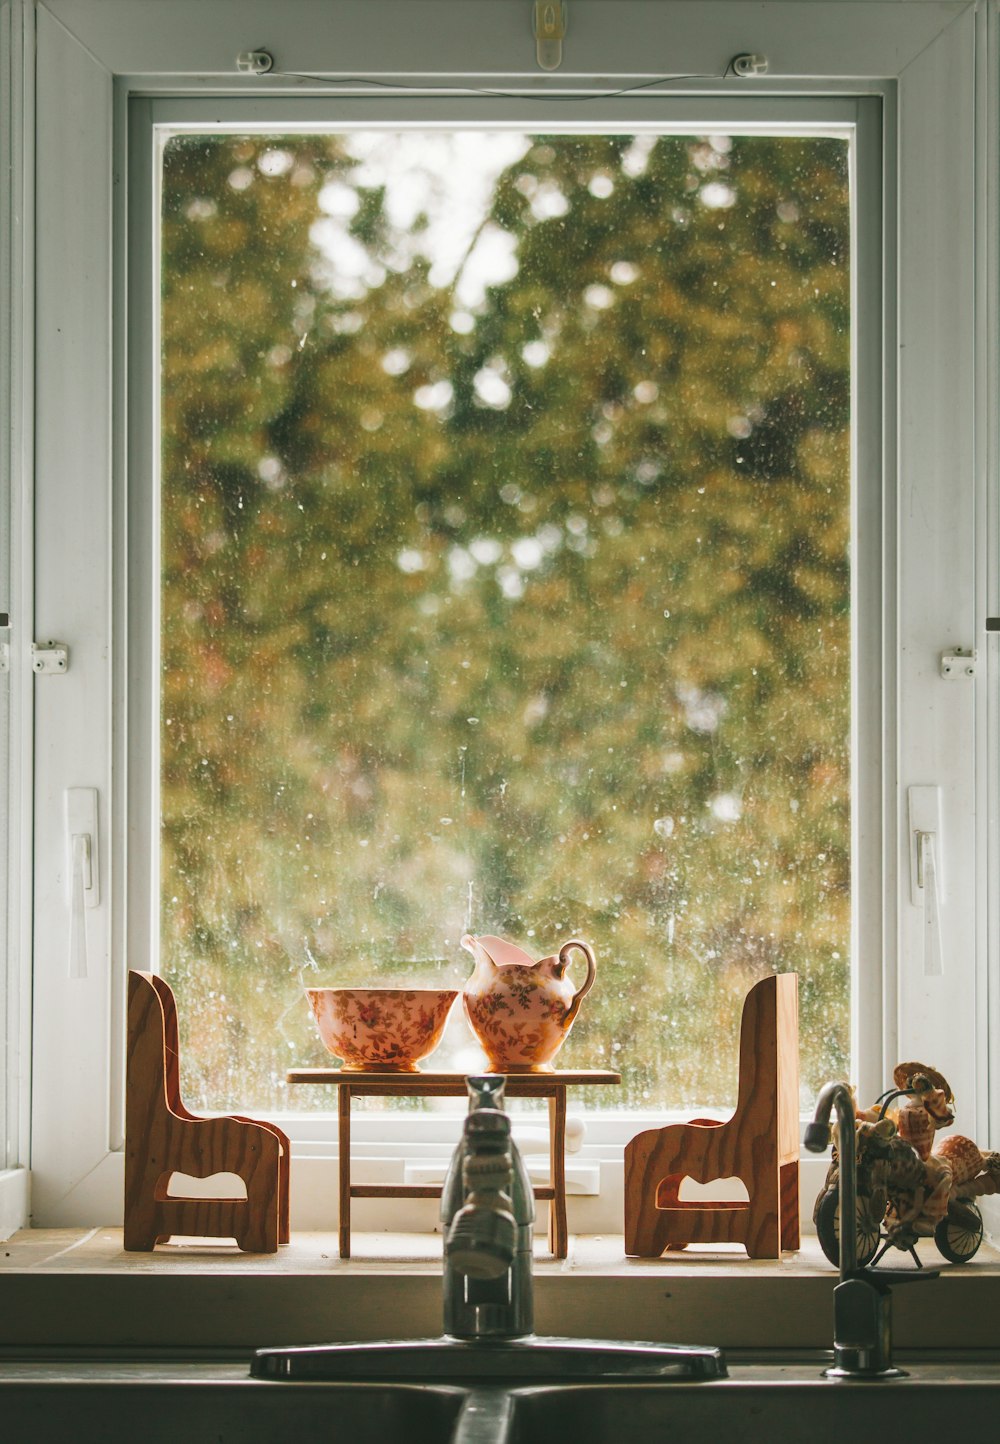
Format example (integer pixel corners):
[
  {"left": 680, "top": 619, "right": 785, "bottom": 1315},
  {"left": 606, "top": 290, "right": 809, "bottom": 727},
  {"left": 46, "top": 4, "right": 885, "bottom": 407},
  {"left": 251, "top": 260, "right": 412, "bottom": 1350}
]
[
  {"left": 146, "top": 972, "right": 186, "bottom": 1114},
  {"left": 126, "top": 970, "right": 170, "bottom": 1111},
  {"left": 735, "top": 972, "right": 799, "bottom": 1165}
]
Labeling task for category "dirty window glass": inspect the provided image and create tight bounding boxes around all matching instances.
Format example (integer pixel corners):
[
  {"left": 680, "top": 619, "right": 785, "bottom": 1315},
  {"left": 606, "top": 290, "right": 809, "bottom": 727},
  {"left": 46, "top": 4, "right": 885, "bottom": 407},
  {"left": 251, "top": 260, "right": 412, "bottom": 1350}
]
[{"left": 159, "top": 131, "right": 851, "bottom": 1113}]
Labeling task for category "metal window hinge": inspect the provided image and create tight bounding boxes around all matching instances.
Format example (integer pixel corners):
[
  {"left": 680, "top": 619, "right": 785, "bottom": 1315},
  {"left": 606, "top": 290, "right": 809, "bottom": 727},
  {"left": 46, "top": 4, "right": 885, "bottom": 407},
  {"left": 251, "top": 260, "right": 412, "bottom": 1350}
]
[
  {"left": 940, "top": 647, "right": 977, "bottom": 679},
  {"left": 31, "top": 640, "right": 69, "bottom": 674},
  {"left": 0, "top": 615, "right": 8, "bottom": 675}
]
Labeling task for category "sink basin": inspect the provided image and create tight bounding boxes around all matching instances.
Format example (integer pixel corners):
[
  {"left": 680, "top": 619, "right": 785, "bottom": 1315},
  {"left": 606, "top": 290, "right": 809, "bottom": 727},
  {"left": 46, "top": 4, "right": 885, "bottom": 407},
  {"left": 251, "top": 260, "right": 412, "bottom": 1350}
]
[
  {"left": 250, "top": 1334, "right": 727, "bottom": 1382},
  {"left": 0, "top": 1370, "right": 466, "bottom": 1444},
  {"left": 501, "top": 1369, "right": 1000, "bottom": 1443}
]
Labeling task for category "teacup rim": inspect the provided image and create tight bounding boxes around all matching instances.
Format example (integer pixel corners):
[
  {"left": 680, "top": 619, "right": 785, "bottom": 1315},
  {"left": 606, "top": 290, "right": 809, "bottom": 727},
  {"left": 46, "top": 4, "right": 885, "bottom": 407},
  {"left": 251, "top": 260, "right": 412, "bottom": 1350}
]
[{"left": 306, "top": 985, "right": 460, "bottom": 998}]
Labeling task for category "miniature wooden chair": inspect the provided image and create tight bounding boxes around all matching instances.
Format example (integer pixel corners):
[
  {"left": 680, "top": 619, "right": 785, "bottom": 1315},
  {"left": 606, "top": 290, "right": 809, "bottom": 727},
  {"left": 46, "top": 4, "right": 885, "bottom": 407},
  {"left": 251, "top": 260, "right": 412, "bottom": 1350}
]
[
  {"left": 624, "top": 973, "right": 799, "bottom": 1259},
  {"left": 124, "top": 969, "right": 290, "bottom": 1252}
]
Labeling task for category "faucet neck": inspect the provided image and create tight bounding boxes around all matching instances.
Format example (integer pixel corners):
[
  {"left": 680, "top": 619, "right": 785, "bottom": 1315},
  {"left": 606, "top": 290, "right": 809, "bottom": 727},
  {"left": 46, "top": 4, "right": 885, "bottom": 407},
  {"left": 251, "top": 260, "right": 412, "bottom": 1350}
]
[
  {"left": 441, "top": 1076, "right": 535, "bottom": 1341},
  {"left": 807, "top": 1081, "right": 858, "bottom": 1279}
]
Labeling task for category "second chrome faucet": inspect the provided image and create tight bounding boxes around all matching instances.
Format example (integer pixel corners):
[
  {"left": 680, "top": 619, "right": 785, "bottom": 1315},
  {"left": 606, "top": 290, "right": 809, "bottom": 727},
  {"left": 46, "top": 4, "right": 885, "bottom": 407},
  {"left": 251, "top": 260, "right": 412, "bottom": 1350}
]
[{"left": 806, "top": 1080, "right": 937, "bottom": 1379}]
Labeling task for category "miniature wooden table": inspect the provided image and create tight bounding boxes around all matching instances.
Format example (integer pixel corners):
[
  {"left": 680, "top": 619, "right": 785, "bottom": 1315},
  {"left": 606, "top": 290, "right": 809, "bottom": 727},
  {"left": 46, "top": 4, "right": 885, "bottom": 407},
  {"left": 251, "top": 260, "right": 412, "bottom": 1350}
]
[{"left": 286, "top": 1068, "right": 621, "bottom": 1259}]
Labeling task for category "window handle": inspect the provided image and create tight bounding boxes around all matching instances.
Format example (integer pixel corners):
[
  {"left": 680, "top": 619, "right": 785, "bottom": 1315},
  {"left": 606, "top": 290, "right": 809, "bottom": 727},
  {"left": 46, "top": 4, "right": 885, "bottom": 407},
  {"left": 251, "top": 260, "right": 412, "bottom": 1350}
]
[
  {"left": 66, "top": 788, "right": 100, "bottom": 979},
  {"left": 917, "top": 831, "right": 943, "bottom": 978},
  {"left": 908, "top": 785, "right": 943, "bottom": 977}
]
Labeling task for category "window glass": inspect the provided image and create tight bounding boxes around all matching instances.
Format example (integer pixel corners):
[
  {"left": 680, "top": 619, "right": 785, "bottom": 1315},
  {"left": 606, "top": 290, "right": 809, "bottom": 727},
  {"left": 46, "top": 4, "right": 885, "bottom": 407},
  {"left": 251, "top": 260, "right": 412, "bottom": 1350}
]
[{"left": 159, "top": 130, "right": 850, "bottom": 1113}]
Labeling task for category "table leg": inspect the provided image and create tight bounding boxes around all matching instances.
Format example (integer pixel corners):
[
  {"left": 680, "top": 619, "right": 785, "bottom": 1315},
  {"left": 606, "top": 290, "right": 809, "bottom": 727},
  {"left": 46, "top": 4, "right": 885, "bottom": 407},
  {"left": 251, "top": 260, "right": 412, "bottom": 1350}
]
[
  {"left": 548, "top": 1088, "right": 568, "bottom": 1258},
  {"left": 338, "top": 1085, "right": 352, "bottom": 1258}
]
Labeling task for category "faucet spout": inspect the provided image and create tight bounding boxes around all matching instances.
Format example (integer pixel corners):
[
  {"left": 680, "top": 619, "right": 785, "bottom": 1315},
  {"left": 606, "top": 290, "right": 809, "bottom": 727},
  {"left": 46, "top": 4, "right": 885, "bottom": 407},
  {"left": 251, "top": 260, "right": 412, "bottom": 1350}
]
[
  {"left": 805, "top": 1080, "right": 858, "bottom": 1280},
  {"left": 441, "top": 1075, "right": 535, "bottom": 1340}
]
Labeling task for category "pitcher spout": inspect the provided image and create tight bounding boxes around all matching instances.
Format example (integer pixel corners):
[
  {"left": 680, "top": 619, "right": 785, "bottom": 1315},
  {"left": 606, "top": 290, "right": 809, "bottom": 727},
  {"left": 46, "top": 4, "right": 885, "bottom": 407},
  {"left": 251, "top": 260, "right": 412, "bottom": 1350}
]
[{"left": 460, "top": 933, "right": 499, "bottom": 978}]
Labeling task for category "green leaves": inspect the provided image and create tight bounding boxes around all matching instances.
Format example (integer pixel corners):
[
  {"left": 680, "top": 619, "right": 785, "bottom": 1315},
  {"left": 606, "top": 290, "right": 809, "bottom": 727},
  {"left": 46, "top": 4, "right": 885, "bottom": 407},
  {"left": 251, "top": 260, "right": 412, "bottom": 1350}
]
[{"left": 160, "top": 132, "right": 850, "bottom": 1112}]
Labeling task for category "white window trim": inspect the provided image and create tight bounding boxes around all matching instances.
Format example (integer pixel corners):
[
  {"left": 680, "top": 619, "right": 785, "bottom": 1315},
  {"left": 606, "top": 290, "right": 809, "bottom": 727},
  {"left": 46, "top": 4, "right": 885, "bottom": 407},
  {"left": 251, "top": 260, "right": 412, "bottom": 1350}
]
[
  {"left": 1, "top": 0, "right": 34, "bottom": 1234},
  {"left": 10, "top": 1, "right": 997, "bottom": 1237},
  {"left": 127, "top": 87, "right": 878, "bottom": 1149}
]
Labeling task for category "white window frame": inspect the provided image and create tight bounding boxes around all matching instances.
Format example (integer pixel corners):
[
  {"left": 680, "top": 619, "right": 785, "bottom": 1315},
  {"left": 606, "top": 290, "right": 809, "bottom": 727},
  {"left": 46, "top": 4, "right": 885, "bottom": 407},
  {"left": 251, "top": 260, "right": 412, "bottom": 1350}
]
[
  {"left": 7, "top": 1, "right": 997, "bottom": 1237},
  {"left": 0, "top": 0, "right": 33, "bottom": 1239},
  {"left": 126, "top": 91, "right": 879, "bottom": 1232}
]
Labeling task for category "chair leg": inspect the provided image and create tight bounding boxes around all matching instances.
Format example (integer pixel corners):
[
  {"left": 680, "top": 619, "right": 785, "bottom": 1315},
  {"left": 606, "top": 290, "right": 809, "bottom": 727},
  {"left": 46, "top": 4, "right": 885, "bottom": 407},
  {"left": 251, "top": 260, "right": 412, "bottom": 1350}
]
[
  {"left": 780, "top": 1160, "right": 800, "bottom": 1250},
  {"left": 228, "top": 1117, "right": 290, "bottom": 1244},
  {"left": 234, "top": 1134, "right": 282, "bottom": 1253},
  {"left": 236, "top": 1213, "right": 279, "bottom": 1253},
  {"left": 277, "top": 1143, "right": 290, "bottom": 1244},
  {"left": 124, "top": 1161, "right": 168, "bottom": 1251}
]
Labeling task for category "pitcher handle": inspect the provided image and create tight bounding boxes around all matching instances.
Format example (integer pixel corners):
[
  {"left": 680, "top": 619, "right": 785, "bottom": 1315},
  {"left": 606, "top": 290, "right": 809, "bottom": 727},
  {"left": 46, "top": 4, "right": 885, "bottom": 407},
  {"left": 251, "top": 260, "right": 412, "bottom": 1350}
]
[{"left": 560, "top": 939, "right": 596, "bottom": 1026}]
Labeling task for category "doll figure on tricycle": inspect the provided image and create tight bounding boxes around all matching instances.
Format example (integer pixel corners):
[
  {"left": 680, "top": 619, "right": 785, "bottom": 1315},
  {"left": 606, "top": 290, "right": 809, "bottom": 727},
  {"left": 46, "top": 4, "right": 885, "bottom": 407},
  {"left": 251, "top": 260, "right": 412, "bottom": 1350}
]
[{"left": 813, "top": 1061, "right": 1000, "bottom": 1267}]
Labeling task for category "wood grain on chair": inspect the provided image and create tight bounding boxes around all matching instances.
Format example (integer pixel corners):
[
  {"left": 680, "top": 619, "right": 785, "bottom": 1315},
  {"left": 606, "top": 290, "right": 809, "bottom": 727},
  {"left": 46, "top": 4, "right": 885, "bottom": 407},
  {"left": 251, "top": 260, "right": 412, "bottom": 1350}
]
[
  {"left": 624, "top": 973, "right": 799, "bottom": 1259},
  {"left": 124, "top": 969, "right": 289, "bottom": 1252}
]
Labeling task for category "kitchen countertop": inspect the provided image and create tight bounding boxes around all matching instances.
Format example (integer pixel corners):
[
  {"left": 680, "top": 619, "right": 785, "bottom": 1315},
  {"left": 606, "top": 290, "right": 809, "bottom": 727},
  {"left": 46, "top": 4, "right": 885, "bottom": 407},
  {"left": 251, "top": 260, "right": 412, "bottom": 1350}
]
[{"left": 3, "top": 1230, "right": 999, "bottom": 1354}]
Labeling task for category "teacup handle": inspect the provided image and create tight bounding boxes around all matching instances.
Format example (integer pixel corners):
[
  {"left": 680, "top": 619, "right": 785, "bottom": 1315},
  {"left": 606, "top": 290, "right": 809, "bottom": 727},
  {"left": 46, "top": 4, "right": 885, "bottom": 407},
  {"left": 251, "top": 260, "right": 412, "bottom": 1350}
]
[{"left": 559, "top": 939, "right": 596, "bottom": 1026}]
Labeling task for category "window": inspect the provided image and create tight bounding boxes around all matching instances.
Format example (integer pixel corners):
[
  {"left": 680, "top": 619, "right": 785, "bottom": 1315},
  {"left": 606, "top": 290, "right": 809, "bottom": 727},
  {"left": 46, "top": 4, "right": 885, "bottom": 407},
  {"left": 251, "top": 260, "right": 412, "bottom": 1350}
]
[
  {"left": 13, "top": 1, "right": 994, "bottom": 1231},
  {"left": 153, "top": 123, "right": 853, "bottom": 1116}
]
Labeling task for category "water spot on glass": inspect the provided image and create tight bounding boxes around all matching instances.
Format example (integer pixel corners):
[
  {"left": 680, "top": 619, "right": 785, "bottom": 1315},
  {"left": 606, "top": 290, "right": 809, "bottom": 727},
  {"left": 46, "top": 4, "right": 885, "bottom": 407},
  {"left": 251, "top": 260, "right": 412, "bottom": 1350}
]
[
  {"left": 610, "top": 260, "right": 638, "bottom": 285},
  {"left": 473, "top": 365, "right": 512, "bottom": 409},
  {"left": 469, "top": 537, "right": 503, "bottom": 565},
  {"left": 258, "top": 149, "right": 293, "bottom": 178},
  {"left": 382, "top": 348, "right": 411, "bottom": 376},
  {"left": 584, "top": 284, "right": 614, "bottom": 311},
  {"left": 709, "top": 793, "right": 742, "bottom": 823},
  {"left": 653, "top": 817, "right": 674, "bottom": 839},
  {"left": 318, "top": 179, "right": 360, "bottom": 219},
  {"left": 414, "top": 380, "right": 454, "bottom": 412},
  {"left": 511, "top": 537, "right": 544, "bottom": 570},
  {"left": 522, "top": 339, "right": 549, "bottom": 367}
]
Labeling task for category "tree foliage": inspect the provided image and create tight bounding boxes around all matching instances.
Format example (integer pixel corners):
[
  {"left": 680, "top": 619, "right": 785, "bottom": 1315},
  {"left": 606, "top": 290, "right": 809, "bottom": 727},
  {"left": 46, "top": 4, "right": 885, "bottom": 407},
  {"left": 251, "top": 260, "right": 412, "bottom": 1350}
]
[{"left": 160, "top": 131, "right": 850, "bottom": 1111}]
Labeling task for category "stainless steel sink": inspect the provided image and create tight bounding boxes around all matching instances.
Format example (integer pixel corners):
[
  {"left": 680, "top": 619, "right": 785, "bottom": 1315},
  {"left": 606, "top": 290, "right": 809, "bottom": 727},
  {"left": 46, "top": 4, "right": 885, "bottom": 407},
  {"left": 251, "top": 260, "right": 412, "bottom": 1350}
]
[
  {"left": 4, "top": 1358, "right": 999, "bottom": 1442},
  {"left": 250, "top": 1334, "right": 727, "bottom": 1382},
  {"left": 0, "top": 1368, "right": 467, "bottom": 1444},
  {"left": 499, "top": 1367, "right": 1000, "bottom": 1443}
]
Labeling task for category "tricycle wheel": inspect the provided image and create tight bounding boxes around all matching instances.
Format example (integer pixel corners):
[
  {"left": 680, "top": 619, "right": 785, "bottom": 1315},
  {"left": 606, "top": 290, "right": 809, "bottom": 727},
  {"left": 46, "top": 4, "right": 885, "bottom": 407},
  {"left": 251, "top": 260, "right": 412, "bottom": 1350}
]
[
  {"left": 815, "top": 1188, "right": 880, "bottom": 1269},
  {"left": 934, "top": 1200, "right": 983, "bottom": 1263}
]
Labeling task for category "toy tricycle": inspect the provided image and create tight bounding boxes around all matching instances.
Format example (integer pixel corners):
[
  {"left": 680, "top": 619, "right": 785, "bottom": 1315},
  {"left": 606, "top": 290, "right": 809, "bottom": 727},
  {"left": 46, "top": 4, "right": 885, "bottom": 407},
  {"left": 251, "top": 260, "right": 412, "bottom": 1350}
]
[{"left": 814, "top": 1061, "right": 1000, "bottom": 1268}]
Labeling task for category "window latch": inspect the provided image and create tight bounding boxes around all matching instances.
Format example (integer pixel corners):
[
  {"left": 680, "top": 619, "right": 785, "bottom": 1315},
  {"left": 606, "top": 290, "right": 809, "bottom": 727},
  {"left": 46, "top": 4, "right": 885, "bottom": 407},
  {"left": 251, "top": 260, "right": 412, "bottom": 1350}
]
[
  {"left": 534, "top": 1, "right": 567, "bottom": 71},
  {"left": 940, "top": 647, "right": 976, "bottom": 679},
  {"left": 31, "top": 640, "right": 69, "bottom": 674}
]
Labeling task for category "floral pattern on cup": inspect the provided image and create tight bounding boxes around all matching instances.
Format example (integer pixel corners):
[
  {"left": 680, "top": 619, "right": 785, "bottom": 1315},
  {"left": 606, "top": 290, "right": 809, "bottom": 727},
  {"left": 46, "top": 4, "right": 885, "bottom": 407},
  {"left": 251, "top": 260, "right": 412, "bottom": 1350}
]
[
  {"left": 306, "top": 987, "right": 459, "bottom": 1072},
  {"left": 461, "top": 934, "right": 596, "bottom": 1072}
]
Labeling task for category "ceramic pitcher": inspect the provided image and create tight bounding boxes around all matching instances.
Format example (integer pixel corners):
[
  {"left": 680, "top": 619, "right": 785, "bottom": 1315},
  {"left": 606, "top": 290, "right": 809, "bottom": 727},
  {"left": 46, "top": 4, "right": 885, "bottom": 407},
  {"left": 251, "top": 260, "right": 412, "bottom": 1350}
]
[{"left": 460, "top": 933, "right": 597, "bottom": 1072}]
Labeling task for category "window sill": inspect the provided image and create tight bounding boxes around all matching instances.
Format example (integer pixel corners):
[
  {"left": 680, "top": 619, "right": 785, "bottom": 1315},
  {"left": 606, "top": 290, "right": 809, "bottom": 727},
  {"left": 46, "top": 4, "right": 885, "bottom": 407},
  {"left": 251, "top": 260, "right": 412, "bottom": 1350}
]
[
  {"left": 3, "top": 1230, "right": 999, "bottom": 1355},
  {"left": 0, "top": 1170, "right": 29, "bottom": 1241}
]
